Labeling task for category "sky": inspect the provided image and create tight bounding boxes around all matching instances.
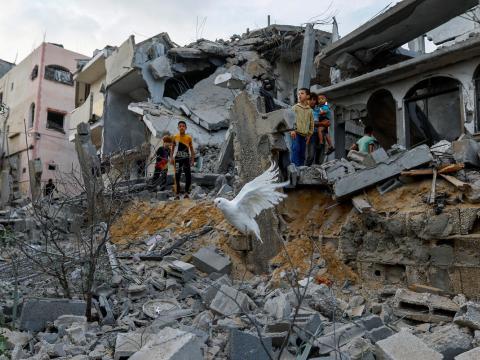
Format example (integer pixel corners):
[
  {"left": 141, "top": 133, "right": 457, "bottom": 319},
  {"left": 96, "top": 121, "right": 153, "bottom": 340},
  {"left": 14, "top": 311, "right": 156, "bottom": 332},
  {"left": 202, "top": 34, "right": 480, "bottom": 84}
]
[{"left": 0, "top": 0, "right": 396, "bottom": 63}]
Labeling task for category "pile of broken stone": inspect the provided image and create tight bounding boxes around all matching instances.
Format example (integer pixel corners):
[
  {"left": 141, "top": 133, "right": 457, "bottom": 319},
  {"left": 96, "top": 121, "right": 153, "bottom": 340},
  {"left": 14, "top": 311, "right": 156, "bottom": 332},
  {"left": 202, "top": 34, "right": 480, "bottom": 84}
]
[{"left": 2, "top": 237, "right": 480, "bottom": 360}]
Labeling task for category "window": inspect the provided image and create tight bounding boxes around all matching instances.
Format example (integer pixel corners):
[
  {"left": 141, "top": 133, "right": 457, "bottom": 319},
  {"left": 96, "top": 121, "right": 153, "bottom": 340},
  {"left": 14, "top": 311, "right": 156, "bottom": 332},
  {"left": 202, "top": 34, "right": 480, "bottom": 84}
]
[
  {"left": 10, "top": 82, "right": 13, "bottom": 91},
  {"left": 0, "top": 92, "right": 3, "bottom": 104},
  {"left": 48, "top": 163, "right": 57, "bottom": 171},
  {"left": 29, "top": 103, "right": 35, "bottom": 128},
  {"left": 31, "top": 65, "right": 38, "bottom": 80},
  {"left": 44, "top": 65, "right": 73, "bottom": 85},
  {"left": 46, "top": 110, "right": 65, "bottom": 132}
]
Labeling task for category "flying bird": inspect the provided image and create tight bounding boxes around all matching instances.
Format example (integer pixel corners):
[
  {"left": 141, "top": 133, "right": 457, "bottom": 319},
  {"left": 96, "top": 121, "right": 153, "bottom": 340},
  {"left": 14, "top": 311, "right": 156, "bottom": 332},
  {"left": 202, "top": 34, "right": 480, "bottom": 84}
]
[{"left": 214, "top": 163, "right": 289, "bottom": 243}]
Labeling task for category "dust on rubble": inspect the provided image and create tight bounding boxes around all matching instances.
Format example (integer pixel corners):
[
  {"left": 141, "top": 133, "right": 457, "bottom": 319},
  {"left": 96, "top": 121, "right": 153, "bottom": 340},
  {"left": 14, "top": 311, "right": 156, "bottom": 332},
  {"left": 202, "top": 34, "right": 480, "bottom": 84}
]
[
  {"left": 110, "top": 199, "right": 226, "bottom": 243},
  {"left": 110, "top": 199, "right": 253, "bottom": 279},
  {"left": 270, "top": 238, "right": 359, "bottom": 286},
  {"left": 270, "top": 189, "right": 358, "bottom": 285}
]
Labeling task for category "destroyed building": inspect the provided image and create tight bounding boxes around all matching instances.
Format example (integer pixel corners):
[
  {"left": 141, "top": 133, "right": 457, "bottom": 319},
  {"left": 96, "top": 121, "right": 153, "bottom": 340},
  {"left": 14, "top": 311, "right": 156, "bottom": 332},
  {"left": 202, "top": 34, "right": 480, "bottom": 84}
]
[
  {"left": 3, "top": 1, "right": 480, "bottom": 359},
  {"left": 0, "top": 43, "right": 88, "bottom": 199},
  {"left": 69, "top": 25, "right": 332, "bottom": 178}
]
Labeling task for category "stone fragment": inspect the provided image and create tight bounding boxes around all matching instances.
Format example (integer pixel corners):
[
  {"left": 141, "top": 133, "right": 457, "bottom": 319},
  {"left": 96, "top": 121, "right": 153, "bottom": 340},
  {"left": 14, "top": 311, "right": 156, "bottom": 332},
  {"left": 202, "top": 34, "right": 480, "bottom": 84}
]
[
  {"left": 192, "top": 247, "right": 232, "bottom": 274},
  {"left": 366, "top": 325, "right": 395, "bottom": 343},
  {"left": 199, "top": 274, "right": 232, "bottom": 306},
  {"left": 114, "top": 331, "right": 155, "bottom": 360},
  {"left": 452, "top": 139, "right": 480, "bottom": 167},
  {"left": 210, "top": 285, "right": 251, "bottom": 316},
  {"left": 168, "top": 260, "right": 196, "bottom": 282},
  {"left": 264, "top": 292, "right": 291, "bottom": 320},
  {"left": 339, "top": 336, "right": 375, "bottom": 360},
  {"left": 228, "top": 329, "right": 273, "bottom": 360},
  {"left": 129, "top": 327, "right": 203, "bottom": 360},
  {"left": 0, "top": 328, "right": 31, "bottom": 349},
  {"left": 421, "top": 324, "right": 472, "bottom": 359},
  {"left": 19, "top": 298, "right": 86, "bottom": 332},
  {"left": 454, "top": 302, "right": 480, "bottom": 330},
  {"left": 375, "top": 331, "right": 443, "bottom": 360},
  {"left": 315, "top": 323, "right": 365, "bottom": 355},
  {"left": 455, "top": 347, "right": 480, "bottom": 359}
]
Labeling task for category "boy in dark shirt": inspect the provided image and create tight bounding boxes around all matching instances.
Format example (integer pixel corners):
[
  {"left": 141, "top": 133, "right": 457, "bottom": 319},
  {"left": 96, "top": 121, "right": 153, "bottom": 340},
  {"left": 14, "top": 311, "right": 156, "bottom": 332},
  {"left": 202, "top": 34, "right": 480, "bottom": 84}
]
[{"left": 149, "top": 136, "right": 172, "bottom": 191}]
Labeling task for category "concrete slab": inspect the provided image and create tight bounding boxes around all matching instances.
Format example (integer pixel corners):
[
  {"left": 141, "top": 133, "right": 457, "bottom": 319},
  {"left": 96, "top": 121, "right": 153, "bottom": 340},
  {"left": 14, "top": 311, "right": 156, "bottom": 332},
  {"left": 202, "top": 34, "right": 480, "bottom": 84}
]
[
  {"left": 334, "top": 145, "right": 432, "bottom": 198},
  {"left": 209, "top": 285, "right": 251, "bottom": 316},
  {"left": 19, "top": 298, "right": 86, "bottom": 332},
  {"left": 229, "top": 329, "right": 273, "bottom": 360},
  {"left": 455, "top": 347, "right": 480, "bottom": 359},
  {"left": 375, "top": 331, "right": 443, "bottom": 360}
]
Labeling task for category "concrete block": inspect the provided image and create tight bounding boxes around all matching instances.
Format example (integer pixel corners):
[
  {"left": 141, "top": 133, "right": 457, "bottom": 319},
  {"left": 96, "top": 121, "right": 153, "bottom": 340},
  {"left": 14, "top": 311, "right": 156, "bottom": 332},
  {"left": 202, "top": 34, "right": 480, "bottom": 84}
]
[
  {"left": 452, "top": 139, "right": 480, "bottom": 167},
  {"left": 393, "top": 288, "right": 459, "bottom": 323},
  {"left": 149, "top": 55, "right": 173, "bottom": 79},
  {"left": 199, "top": 274, "right": 232, "bottom": 306},
  {"left": 455, "top": 347, "right": 480, "bottom": 359},
  {"left": 340, "top": 336, "right": 376, "bottom": 360},
  {"left": 375, "top": 331, "right": 443, "bottom": 360},
  {"left": 454, "top": 302, "right": 480, "bottom": 330},
  {"left": 371, "top": 147, "right": 389, "bottom": 164},
  {"left": 228, "top": 329, "right": 273, "bottom": 360},
  {"left": 168, "top": 260, "right": 196, "bottom": 282},
  {"left": 421, "top": 324, "right": 472, "bottom": 359},
  {"left": 19, "top": 298, "right": 86, "bottom": 332},
  {"left": 264, "top": 293, "right": 291, "bottom": 320},
  {"left": 315, "top": 323, "right": 365, "bottom": 355},
  {"left": 210, "top": 285, "right": 251, "bottom": 316},
  {"left": 114, "top": 331, "right": 155, "bottom": 360},
  {"left": 335, "top": 145, "right": 432, "bottom": 199},
  {"left": 366, "top": 326, "right": 395, "bottom": 343},
  {"left": 129, "top": 327, "right": 202, "bottom": 360},
  {"left": 360, "top": 315, "right": 384, "bottom": 330},
  {"left": 192, "top": 247, "right": 231, "bottom": 274}
]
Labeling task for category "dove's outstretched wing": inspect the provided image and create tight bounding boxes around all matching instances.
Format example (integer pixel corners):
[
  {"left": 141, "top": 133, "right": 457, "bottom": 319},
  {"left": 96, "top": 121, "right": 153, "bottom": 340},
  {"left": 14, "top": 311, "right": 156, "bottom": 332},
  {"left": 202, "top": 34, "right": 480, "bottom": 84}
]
[{"left": 232, "top": 162, "right": 289, "bottom": 218}]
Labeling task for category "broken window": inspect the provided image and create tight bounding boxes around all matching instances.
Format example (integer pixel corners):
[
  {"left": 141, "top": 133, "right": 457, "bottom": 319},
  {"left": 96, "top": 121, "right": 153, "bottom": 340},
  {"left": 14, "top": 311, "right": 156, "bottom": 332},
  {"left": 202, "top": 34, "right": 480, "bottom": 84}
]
[
  {"left": 31, "top": 65, "right": 38, "bottom": 80},
  {"left": 404, "top": 77, "right": 462, "bottom": 147},
  {"left": 44, "top": 65, "right": 73, "bottom": 85},
  {"left": 48, "top": 163, "right": 57, "bottom": 171},
  {"left": 46, "top": 110, "right": 65, "bottom": 133},
  {"left": 29, "top": 103, "right": 35, "bottom": 128}
]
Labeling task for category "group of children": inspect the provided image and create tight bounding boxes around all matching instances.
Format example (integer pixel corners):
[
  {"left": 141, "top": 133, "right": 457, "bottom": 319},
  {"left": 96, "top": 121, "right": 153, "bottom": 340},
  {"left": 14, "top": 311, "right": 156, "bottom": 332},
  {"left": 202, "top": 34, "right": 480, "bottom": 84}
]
[
  {"left": 149, "top": 120, "right": 195, "bottom": 199},
  {"left": 290, "top": 88, "right": 334, "bottom": 167}
]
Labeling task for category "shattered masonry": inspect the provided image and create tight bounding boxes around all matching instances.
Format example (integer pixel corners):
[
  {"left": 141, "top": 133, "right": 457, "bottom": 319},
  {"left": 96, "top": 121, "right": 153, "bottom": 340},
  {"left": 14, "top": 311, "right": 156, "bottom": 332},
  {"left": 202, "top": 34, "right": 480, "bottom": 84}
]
[{"left": 2, "top": 0, "right": 480, "bottom": 359}]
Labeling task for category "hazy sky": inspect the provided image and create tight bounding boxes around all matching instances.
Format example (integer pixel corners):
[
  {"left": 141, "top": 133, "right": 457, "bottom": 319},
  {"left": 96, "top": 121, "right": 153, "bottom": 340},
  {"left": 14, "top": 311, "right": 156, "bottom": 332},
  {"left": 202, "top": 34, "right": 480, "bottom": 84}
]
[{"left": 0, "top": 0, "right": 395, "bottom": 63}]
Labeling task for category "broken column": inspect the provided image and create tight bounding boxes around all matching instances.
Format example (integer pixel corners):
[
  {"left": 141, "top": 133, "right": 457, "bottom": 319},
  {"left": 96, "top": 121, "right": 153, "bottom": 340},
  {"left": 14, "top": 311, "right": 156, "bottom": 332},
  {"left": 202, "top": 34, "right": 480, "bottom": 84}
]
[
  {"left": 230, "top": 91, "right": 291, "bottom": 273},
  {"left": 75, "top": 122, "right": 105, "bottom": 219},
  {"left": 297, "top": 23, "right": 316, "bottom": 90}
]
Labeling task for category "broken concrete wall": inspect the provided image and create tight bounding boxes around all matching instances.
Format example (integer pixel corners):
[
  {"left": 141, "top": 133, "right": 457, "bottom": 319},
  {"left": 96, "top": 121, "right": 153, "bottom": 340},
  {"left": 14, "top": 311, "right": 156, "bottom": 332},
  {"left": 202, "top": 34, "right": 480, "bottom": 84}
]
[
  {"left": 102, "top": 91, "right": 147, "bottom": 155},
  {"left": 105, "top": 36, "right": 135, "bottom": 86}
]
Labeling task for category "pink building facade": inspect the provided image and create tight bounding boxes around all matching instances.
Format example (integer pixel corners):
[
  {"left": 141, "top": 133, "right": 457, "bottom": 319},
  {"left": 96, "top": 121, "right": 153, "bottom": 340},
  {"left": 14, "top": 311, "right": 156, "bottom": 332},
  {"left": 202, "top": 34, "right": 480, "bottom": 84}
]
[{"left": 0, "top": 43, "right": 88, "bottom": 195}]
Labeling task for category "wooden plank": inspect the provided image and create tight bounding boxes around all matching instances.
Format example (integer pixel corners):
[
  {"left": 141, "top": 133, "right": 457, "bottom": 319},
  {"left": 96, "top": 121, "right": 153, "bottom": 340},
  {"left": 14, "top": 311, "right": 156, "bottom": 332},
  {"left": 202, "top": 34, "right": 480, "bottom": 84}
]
[
  {"left": 401, "top": 163, "right": 465, "bottom": 176},
  {"left": 440, "top": 174, "right": 471, "bottom": 191}
]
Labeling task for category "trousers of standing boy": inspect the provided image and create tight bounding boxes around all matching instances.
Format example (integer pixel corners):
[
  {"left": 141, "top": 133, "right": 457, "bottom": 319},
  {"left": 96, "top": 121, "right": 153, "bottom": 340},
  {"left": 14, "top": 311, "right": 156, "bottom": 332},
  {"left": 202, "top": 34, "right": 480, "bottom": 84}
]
[
  {"left": 291, "top": 134, "right": 307, "bottom": 166},
  {"left": 175, "top": 158, "right": 191, "bottom": 193},
  {"left": 150, "top": 167, "right": 168, "bottom": 190},
  {"left": 306, "top": 135, "right": 324, "bottom": 166}
]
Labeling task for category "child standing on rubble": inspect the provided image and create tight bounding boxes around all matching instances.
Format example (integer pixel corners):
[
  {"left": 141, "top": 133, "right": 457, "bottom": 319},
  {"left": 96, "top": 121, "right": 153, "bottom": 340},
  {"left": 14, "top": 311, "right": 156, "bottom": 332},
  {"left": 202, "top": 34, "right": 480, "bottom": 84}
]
[
  {"left": 149, "top": 135, "right": 172, "bottom": 191},
  {"left": 291, "top": 88, "right": 314, "bottom": 166},
  {"left": 171, "top": 121, "right": 195, "bottom": 199},
  {"left": 318, "top": 95, "right": 335, "bottom": 156}
]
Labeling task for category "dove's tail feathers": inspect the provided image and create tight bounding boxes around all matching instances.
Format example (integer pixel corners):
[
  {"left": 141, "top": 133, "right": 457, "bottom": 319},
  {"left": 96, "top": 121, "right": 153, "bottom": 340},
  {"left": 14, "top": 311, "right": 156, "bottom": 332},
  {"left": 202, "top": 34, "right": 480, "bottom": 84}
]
[{"left": 252, "top": 223, "right": 263, "bottom": 243}]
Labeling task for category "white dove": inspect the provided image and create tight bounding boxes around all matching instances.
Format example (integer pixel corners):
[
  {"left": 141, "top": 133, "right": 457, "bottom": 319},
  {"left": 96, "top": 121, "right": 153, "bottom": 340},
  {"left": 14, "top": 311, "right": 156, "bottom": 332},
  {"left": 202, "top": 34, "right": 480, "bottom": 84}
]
[{"left": 214, "top": 163, "right": 289, "bottom": 243}]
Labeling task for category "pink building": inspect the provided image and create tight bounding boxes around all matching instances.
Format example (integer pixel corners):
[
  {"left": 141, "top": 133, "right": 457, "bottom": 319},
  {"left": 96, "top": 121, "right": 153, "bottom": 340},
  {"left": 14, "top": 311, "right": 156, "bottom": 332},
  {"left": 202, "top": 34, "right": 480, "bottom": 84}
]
[{"left": 0, "top": 43, "right": 88, "bottom": 196}]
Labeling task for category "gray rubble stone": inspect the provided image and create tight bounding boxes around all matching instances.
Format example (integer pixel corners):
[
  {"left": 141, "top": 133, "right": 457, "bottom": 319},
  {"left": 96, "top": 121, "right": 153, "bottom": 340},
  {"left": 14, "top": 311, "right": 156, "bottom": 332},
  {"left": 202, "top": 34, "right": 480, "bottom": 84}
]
[
  {"left": 315, "top": 323, "right": 365, "bottom": 355},
  {"left": 228, "top": 329, "right": 273, "bottom": 360},
  {"left": 129, "top": 327, "right": 203, "bottom": 360},
  {"left": 192, "top": 247, "right": 232, "bottom": 274},
  {"left": 421, "top": 324, "right": 472, "bottom": 359},
  {"left": 455, "top": 347, "right": 480, "bottom": 359},
  {"left": 210, "top": 285, "right": 251, "bottom": 316},
  {"left": 454, "top": 302, "right": 480, "bottom": 330},
  {"left": 452, "top": 139, "right": 480, "bottom": 167},
  {"left": 114, "top": 331, "right": 155, "bottom": 360},
  {"left": 375, "top": 331, "right": 443, "bottom": 360},
  {"left": 19, "top": 298, "right": 86, "bottom": 332},
  {"left": 366, "top": 326, "right": 395, "bottom": 343},
  {"left": 339, "top": 336, "right": 375, "bottom": 360},
  {"left": 264, "top": 292, "right": 291, "bottom": 320},
  {"left": 200, "top": 274, "right": 232, "bottom": 306},
  {"left": 0, "top": 328, "right": 31, "bottom": 349}
]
